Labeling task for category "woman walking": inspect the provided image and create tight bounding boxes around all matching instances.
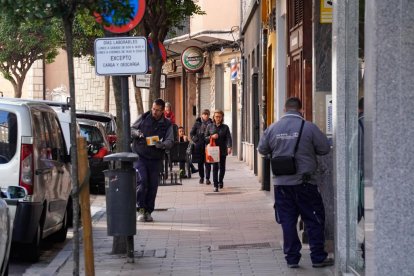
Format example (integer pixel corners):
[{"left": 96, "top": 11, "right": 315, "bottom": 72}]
[
  {"left": 204, "top": 110, "right": 232, "bottom": 192},
  {"left": 190, "top": 109, "right": 213, "bottom": 184}
]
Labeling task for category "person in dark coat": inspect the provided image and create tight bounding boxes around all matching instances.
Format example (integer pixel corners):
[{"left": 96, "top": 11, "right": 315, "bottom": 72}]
[
  {"left": 190, "top": 109, "right": 213, "bottom": 184},
  {"left": 204, "top": 109, "right": 232, "bottom": 192},
  {"left": 131, "top": 98, "right": 174, "bottom": 222}
]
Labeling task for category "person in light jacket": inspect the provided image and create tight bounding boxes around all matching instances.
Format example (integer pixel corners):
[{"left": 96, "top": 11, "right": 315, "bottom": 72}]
[
  {"left": 257, "top": 97, "right": 333, "bottom": 269},
  {"left": 204, "top": 110, "right": 232, "bottom": 192}
]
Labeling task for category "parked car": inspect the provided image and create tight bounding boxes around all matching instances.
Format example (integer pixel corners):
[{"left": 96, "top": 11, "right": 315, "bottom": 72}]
[
  {"left": 76, "top": 110, "right": 117, "bottom": 150},
  {"left": 0, "top": 98, "right": 72, "bottom": 261},
  {"left": 0, "top": 197, "right": 11, "bottom": 276},
  {"left": 77, "top": 118, "right": 111, "bottom": 194},
  {"left": 0, "top": 186, "right": 27, "bottom": 275}
]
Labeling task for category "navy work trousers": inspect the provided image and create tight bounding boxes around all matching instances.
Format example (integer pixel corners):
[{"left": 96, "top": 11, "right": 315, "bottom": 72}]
[
  {"left": 274, "top": 183, "right": 327, "bottom": 265},
  {"left": 135, "top": 157, "right": 162, "bottom": 213}
]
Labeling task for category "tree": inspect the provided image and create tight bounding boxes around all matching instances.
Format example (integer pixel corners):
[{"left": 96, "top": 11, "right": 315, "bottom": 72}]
[
  {"left": 0, "top": 13, "right": 62, "bottom": 98},
  {"left": 142, "top": 0, "right": 204, "bottom": 102},
  {"left": 0, "top": 1, "right": 134, "bottom": 274}
]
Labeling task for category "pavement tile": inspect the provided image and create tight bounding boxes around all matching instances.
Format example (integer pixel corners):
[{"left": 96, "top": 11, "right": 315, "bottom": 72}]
[{"left": 42, "top": 157, "right": 334, "bottom": 276}]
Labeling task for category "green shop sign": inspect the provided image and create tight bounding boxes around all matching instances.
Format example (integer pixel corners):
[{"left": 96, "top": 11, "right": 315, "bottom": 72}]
[{"left": 181, "top": 46, "right": 205, "bottom": 72}]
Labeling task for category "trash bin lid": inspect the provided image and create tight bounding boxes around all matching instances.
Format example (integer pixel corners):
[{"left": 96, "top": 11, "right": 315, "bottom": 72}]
[{"left": 103, "top": 152, "right": 139, "bottom": 162}]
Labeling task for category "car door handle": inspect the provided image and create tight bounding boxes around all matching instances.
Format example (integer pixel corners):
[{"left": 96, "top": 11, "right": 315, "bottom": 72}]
[{"left": 35, "top": 168, "right": 52, "bottom": 175}]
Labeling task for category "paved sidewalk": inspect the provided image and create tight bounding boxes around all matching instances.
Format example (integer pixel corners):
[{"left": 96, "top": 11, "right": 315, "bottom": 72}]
[{"left": 42, "top": 157, "right": 334, "bottom": 276}]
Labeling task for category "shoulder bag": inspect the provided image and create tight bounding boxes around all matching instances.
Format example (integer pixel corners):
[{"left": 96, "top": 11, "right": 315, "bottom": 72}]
[{"left": 271, "top": 120, "right": 305, "bottom": 176}]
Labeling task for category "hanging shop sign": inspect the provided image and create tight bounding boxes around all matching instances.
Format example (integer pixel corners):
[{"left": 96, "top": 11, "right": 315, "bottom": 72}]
[
  {"left": 94, "top": 0, "right": 146, "bottom": 34},
  {"left": 181, "top": 46, "right": 205, "bottom": 72}
]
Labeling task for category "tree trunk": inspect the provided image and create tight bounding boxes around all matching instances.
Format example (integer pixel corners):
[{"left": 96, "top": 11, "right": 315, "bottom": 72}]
[
  {"left": 104, "top": 76, "right": 110, "bottom": 112},
  {"left": 132, "top": 75, "right": 144, "bottom": 115},
  {"left": 12, "top": 74, "right": 24, "bottom": 98},
  {"left": 149, "top": 50, "right": 162, "bottom": 101},
  {"left": 62, "top": 16, "right": 81, "bottom": 276}
]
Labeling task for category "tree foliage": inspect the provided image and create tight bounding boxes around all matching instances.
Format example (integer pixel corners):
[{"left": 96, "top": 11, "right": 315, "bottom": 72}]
[
  {"left": 0, "top": 13, "right": 63, "bottom": 97},
  {"left": 142, "top": 0, "right": 205, "bottom": 101}
]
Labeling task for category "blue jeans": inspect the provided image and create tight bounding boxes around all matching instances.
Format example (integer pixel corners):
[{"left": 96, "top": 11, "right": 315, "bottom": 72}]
[
  {"left": 274, "top": 183, "right": 327, "bottom": 264},
  {"left": 134, "top": 157, "right": 162, "bottom": 213}
]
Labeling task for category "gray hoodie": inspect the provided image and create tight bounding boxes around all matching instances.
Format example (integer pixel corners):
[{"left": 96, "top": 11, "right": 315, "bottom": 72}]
[{"left": 257, "top": 111, "right": 330, "bottom": 186}]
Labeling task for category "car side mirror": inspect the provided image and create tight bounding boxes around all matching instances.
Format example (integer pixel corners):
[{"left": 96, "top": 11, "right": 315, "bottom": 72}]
[{"left": 5, "top": 186, "right": 27, "bottom": 199}]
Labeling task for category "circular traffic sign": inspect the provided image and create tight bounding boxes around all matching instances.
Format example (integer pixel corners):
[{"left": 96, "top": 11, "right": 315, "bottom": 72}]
[{"left": 95, "top": 0, "right": 146, "bottom": 34}]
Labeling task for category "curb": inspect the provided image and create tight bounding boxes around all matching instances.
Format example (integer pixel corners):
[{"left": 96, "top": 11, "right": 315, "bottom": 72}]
[{"left": 36, "top": 207, "right": 106, "bottom": 276}]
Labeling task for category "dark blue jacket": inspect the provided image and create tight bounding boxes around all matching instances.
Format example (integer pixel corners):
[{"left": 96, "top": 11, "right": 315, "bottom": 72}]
[{"left": 131, "top": 111, "right": 174, "bottom": 160}]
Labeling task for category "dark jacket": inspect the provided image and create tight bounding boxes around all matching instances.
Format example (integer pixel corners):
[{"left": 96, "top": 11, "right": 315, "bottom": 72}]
[
  {"left": 257, "top": 111, "right": 330, "bottom": 186},
  {"left": 204, "top": 123, "right": 232, "bottom": 157},
  {"left": 131, "top": 111, "right": 174, "bottom": 160},
  {"left": 190, "top": 117, "right": 213, "bottom": 159}
]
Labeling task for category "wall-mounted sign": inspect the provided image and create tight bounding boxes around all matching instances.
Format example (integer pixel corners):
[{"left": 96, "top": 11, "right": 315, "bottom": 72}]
[
  {"left": 94, "top": 37, "right": 148, "bottom": 76},
  {"left": 135, "top": 74, "right": 166, "bottom": 89},
  {"left": 320, "top": 0, "right": 333, "bottom": 23},
  {"left": 94, "top": 0, "right": 146, "bottom": 34},
  {"left": 326, "top": 94, "right": 333, "bottom": 135},
  {"left": 181, "top": 46, "right": 205, "bottom": 72}
]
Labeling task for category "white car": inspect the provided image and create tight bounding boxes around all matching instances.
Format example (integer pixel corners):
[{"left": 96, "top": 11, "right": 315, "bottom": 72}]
[{"left": 0, "top": 98, "right": 72, "bottom": 261}]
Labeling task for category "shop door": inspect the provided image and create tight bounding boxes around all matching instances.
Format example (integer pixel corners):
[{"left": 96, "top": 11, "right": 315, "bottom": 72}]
[{"left": 287, "top": 0, "right": 312, "bottom": 120}]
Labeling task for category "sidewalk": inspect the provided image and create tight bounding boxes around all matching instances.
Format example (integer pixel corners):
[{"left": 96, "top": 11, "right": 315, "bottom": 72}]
[{"left": 41, "top": 157, "right": 334, "bottom": 276}]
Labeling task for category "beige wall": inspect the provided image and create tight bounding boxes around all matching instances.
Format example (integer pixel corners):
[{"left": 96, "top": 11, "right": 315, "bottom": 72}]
[{"left": 191, "top": 0, "right": 240, "bottom": 33}]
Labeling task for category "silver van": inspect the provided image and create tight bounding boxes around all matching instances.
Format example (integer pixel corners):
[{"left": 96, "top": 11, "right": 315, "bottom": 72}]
[{"left": 0, "top": 98, "right": 72, "bottom": 261}]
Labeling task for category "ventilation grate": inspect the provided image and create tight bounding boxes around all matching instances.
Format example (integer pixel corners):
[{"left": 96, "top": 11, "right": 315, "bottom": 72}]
[{"left": 218, "top": 242, "right": 272, "bottom": 250}]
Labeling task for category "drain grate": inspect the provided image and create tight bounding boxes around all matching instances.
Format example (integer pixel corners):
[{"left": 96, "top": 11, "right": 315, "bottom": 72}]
[
  {"left": 204, "top": 191, "right": 242, "bottom": 196},
  {"left": 154, "top": 208, "right": 169, "bottom": 211},
  {"left": 218, "top": 242, "right": 272, "bottom": 250}
]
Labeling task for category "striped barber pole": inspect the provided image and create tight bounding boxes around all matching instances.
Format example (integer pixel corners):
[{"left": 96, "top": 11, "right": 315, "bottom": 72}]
[{"left": 230, "top": 58, "right": 238, "bottom": 81}]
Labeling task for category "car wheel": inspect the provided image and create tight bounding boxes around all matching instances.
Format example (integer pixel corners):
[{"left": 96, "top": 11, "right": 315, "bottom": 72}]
[
  {"left": 25, "top": 224, "right": 41, "bottom": 262},
  {"left": 51, "top": 210, "right": 68, "bottom": 243}
]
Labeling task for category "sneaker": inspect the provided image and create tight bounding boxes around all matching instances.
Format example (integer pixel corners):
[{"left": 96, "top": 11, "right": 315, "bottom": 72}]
[
  {"left": 219, "top": 182, "right": 223, "bottom": 189},
  {"left": 312, "top": 257, "right": 334, "bottom": 268},
  {"left": 214, "top": 187, "right": 219, "bottom": 192},
  {"left": 199, "top": 178, "right": 204, "bottom": 184},
  {"left": 287, "top": 263, "right": 299, "bottom": 269},
  {"left": 206, "top": 179, "right": 211, "bottom": 185},
  {"left": 145, "top": 212, "right": 153, "bottom": 222},
  {"left": 137, "top": 208, "right": 146, "bottom": 222},
  {"left": 137, "top": 214, "right": 146, "bottom": 222}
]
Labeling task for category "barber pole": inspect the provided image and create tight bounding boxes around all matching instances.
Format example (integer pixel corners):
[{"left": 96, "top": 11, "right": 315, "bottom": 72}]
[{"left": 230, "top": 58, "right": 238, "bottom": 81}]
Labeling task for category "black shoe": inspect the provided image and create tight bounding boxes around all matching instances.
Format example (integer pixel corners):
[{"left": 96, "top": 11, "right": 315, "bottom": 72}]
[
  {"left": 199, "top": 178, "right": 204, "bottom": 184},
  {"left": 312, "top": 257, "right": 334, "bottom": 268},
  {"left": 191, "top": 168, "right": 199, "bottom": 174},
  {"left": 219, "top": 182, "right": 223, "bottom": 188},
  {"left": 206, "top": 179, "right": 211, "bottom": 185},
  {"left": 213, "top": 187, "right": 219, "bottom": 192}
]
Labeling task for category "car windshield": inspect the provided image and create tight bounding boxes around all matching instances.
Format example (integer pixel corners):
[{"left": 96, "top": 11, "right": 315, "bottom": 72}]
[
  {"left": 79, "top": 124, "right": 104, "bottom": 144},
  {"left": 0, "top": 110, "right": 17, "bottom": 164}
]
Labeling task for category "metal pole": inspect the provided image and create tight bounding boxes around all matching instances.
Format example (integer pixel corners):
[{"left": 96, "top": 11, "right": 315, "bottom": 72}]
[{"left": 120, "top": 75, "right": 134, "bottom": 263}]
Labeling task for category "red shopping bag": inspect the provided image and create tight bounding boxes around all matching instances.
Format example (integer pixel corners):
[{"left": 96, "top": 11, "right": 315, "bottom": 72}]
[{"left": 205, "top": 137, "right": 220, "bottom": 163}]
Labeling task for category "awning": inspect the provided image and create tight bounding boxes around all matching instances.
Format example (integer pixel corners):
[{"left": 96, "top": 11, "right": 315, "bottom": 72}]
[{"left": 164, "top": 30, "right": 240, "bottom": 57}]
